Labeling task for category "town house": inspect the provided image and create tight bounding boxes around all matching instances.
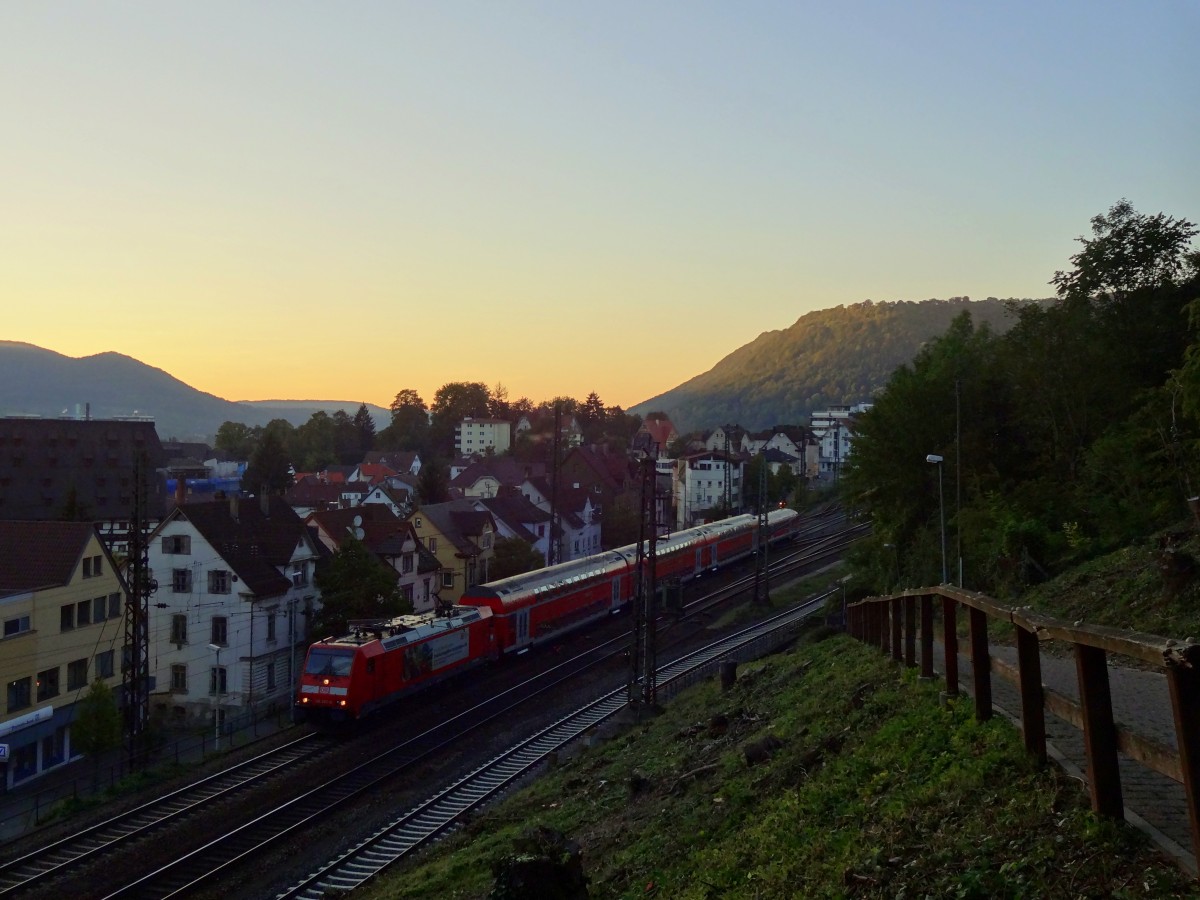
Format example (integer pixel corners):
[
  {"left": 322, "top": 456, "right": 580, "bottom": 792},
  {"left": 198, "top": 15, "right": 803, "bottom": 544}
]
[{"left": 146, "top": 496, "right": 321, "bottom": 727}]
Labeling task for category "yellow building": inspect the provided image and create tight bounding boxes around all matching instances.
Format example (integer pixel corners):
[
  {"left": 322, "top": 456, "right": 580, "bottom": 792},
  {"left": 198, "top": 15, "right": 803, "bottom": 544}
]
[
  {"left": 0, "top": 522, "right": 127, "bottom": 788},
  {"left": 406, "top": 500, "right": 495, "bottom": 606}
]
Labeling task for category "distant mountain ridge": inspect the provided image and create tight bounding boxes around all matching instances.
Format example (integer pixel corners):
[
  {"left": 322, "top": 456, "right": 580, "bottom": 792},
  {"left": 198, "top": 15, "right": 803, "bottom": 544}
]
[
  {"left": 630, "top": 297, "right": 1034, "bottom": 432},
  {"left": 0, "top": 341, "right": 389, "bottom": 441}
]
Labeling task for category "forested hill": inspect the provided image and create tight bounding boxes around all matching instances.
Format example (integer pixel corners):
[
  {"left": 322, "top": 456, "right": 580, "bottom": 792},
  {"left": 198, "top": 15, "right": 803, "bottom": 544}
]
[{"left": 630, "top": 297, "right": 1033, "bottom": 432}]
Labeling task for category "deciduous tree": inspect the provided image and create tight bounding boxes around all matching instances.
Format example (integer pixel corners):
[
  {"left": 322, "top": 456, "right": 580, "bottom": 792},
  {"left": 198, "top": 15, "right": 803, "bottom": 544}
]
[{"left": 312, "top": 538, "right": 410, "bottom": 638}]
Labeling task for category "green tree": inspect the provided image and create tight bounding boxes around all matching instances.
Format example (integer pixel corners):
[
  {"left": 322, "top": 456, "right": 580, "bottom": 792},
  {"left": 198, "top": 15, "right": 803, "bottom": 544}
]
[
  {"left": 332, "top": 410, "right": 360, "bottom": 465},
  {"left": 312, "top": 538, "right": 411, "bottom": 638},
  {"left": 214, "top": 421, "right": 258, "bottom": 459},
  {"left": 72, "top": 678, "right": 122, "bottom": 788},
  {"left": 292, "top": 411, "right": 338, "bottom": 472},
  {"left": 378, "top": 389, "right": 431, "bottom": 453},
  {"left": 417, "top": 457, "right": 450, "bottom": 504},
  {"left": 241, "top": 427, "right": 293, "bottom": 496},
  {"left": 430, "top": 382, "right": 491, "bottom": 452},
  {"left": 352, "top": 403, "right": 377, "bottom": 457},
  {"left": 488, "top": 382, "right": 511, "bottom": 420},
  {"left": 490, "top": 536, "right": 545, "bottom": 580}
]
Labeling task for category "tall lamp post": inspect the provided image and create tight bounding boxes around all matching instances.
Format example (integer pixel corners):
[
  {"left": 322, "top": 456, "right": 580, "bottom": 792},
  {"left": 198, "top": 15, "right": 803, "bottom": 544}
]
[
  {"left": 208, "top": 643, "right": 222, "bottom": 752},
  {"left": 926, "top": 454, "right": 948, "bottom": 584}
]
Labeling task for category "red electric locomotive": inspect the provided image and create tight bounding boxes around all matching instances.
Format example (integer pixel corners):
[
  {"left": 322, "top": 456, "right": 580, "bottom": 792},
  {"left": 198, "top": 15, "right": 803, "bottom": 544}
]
[
  {"left": 296, "top": 605, "right": 494, "bottom": 725},
  {"left": 296, "top": 508, "right": 801, "bottom": 724}
]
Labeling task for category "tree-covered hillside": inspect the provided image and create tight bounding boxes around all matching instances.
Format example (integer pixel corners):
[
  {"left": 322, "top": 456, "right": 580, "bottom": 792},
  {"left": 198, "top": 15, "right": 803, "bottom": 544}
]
[
  {"left": 630, "top": 297, "right": 1030, "bottom": 432},
  {"left": 843, "top": 201, "right": 1200, "bottom": 599}
]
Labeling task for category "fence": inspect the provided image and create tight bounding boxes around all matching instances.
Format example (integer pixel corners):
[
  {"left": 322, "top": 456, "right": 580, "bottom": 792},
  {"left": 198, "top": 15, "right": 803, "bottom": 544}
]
[{"left": 846, "top": 586, "right": 1200, "bottom": 866}]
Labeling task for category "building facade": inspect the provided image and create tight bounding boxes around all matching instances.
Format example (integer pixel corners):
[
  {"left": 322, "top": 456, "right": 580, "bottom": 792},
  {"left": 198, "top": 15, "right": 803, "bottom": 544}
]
[{"left": 0, "top": 522, "right": 130, "bottom": 789}]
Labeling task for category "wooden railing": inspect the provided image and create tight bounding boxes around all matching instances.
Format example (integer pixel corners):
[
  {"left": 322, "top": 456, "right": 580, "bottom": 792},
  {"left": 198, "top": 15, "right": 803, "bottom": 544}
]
[{"left": 847, "top": 586, "right": 1200, "bottom": 866}]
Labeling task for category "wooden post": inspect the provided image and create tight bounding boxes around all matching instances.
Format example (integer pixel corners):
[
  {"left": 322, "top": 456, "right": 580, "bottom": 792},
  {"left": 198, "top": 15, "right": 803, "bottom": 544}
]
[
  {"left": 1167, "top": 663, "right": 1200, "bottom": 868},
  {"left": 969, "top": 607, "right": 992, "bottom": 720},
  {"left": 880, "top": 599, "right": 891, "bottom": 656},
  {"left": 904, "top": 596, "right": 917, "bottom": 668},
  {"left": 920, "top": 594, "right": 934, "bottom": 679},
  {"left": 1075, "top": 644, "right": 1123, "bottom": 819},
  {"left": 890, "top": 597, "right": 902, "bottom": 662},
  {"left": 1016, "top": 624, "right": 1046, "bottom": 765},
  {"left": 941, "top": 596, "right": 958, "bottom": 696}
]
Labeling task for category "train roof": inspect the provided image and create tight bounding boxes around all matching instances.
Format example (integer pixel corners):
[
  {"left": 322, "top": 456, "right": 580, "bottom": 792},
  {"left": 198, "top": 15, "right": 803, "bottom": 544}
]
[
  {"left": 315, "top": 605, "right": 490, "bottom": 649},
  {"left": 467, "top": 550, "right": 630, "bottom": 600}
]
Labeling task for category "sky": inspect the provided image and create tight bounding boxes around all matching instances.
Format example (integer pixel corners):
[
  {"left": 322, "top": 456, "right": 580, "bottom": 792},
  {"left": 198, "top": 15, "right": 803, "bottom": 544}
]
[{"left": 3, "top": 2, "right": 1197, "bottom": 412}]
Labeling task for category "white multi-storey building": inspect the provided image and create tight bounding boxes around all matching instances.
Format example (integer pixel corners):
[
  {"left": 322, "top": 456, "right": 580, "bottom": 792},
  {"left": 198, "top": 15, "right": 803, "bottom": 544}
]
[
  {"left": 673, "top": 452, "right": 743, "bottom": 530},
  {"left": 456, "top": 418, "right": 512, "bottom": 457},
  {"left": 147, "top": 496, "right": 321, "bottom": 727}
]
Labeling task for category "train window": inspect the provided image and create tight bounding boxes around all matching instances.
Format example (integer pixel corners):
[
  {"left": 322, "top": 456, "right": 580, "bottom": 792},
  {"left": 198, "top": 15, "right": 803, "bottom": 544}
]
[{"left": 304, "top": 649, "right": 354, "bottom": 677}]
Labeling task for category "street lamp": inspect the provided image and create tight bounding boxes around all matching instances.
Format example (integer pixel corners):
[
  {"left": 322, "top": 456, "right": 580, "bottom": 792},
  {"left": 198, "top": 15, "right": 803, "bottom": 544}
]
[
  {"left": 207, "top": 643, "right": 222, "bottom": 752},
  {"left": 926, "top": 455, "right": 948, "bottom": 584}
]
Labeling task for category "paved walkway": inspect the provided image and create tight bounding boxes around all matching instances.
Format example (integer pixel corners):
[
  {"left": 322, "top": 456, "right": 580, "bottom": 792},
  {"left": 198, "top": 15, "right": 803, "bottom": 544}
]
[{"left": 934, "top": 640, "right": 1196, "bottom": 874}]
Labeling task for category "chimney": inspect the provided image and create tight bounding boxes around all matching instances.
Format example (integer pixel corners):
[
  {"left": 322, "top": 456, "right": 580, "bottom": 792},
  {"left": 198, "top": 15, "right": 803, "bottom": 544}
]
[{"left": 230, "top": 494, "right": 239, "bottom": 522}]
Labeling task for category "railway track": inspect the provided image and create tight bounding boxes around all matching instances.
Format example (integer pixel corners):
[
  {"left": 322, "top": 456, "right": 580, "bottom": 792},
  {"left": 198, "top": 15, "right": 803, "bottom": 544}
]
[
  {"left": 276, "top": 594, "right": 829, "bottom": 899},
  {"left": 2, "top": 513, "right": 864, "bottom": 898},
  {"left": 0, "top": 734, "right": 336, "bottom": 897}
]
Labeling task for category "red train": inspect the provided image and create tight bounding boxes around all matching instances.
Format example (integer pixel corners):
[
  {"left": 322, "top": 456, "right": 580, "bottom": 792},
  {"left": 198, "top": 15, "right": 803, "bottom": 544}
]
[{"left": 296, "top": 508, "right": 800, "bottom": 725}]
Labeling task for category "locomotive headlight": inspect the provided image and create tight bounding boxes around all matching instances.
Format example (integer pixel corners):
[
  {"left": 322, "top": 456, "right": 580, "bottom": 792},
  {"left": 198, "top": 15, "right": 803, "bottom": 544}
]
[
  {"left": 323, "top": 678, "right": 330, "bottom": 686},
  {"left": 301, "top": 697, "right": 308, "bottom": 704},
  {"left": 339, "top": 699, "right": 347, "bottom": 706}
]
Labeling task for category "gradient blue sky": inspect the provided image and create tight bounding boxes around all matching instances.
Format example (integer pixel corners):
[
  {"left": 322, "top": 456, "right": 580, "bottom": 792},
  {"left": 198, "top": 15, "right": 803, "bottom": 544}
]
[{"left": 3, "top": 2, "right": 1196, "bottom": 411}]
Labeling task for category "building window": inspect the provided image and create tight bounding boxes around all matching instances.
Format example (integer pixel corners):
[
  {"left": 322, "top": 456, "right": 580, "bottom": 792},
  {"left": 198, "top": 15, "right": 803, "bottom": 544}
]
[
  {"left": 162, "top": 535, "right": 191, "bottom": 554},
  {"left": 171, "top": 665, "right": 187, "bottom": 693},
  {"left": 441, "top": 571, "right": 453, "bottom": 588},
  {"left": 96, "top": 650, "right": 114, "bottom": 679},
  {"left": 211, "top": 616, "right": 227, "bottom": 646},
  {"left": 76, "top": 599, "right": 91, "bottom": 627},
  {"left": 291, "top": 563, "right": 307, "bottom": 587},
  {"left": 61, "top": 604, "right": 74, "bottom": 632},
  {"left": 266, "top": 611, "right": 277, "bottom": 642},
  {"left": 67, "top": 658, "right": 88, "bottom": 690},
  {"left": 36, "top": 667, "right": 59, "bottom": 701},
  {"left": 3, "top": 615, "right": 30, "bottom": 638},
  {"left": 401, "top": 553, "right": 414, "bottom": 574},
  {"left": 266, "top": 662, "right": 276, "bottom": 691},
  {"left": 427, "top": 537, "right": 437, "bottom": 553},
  {"left": 208, "top": 570, "right": 231, "bottom": 594},
  {"left": 171, "top": 614, "right": 188, "bottom": 645},
  {"left": 82, "top": 556, "right": 91, "bottom": 577},
  {"left": 82, "top": 554, "right": 102, "bottom": 577},
  {"left": 173, "top": 569, "right": 192, "bottom": 592},
  {"left": 109, "top": 593, "right": 121, "bottom": 618},
  {"left": 209, "top": 667, "right": 227, "bottom": 695},
  {"left": 7, "top": 677, "right": 31, "bottom": 712},
  {"left": 93, "top": 596, "right": 108, "bottom": 622}
]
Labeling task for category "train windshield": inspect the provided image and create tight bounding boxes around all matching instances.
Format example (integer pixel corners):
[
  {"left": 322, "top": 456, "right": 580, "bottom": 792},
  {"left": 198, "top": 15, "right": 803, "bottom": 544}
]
[{"left": 304, "top": 648, "right": 355, "bottom": 677}]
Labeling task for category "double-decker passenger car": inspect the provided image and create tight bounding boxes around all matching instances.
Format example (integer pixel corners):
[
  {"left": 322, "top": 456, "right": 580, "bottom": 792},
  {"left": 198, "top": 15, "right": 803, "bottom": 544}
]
[{"left": 297, "top": 508, "right": 801, "bottom": 725}]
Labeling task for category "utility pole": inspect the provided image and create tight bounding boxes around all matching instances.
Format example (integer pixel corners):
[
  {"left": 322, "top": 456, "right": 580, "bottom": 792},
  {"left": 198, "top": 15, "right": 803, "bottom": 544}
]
[
  {"left": 628, "top": 455, "right": 660, "bottom": 712},
  {"left": 752, "top": 453, "right": 770, "bottom": 606},
  {"left": 123, "top": 452, "right": 154, "bottom": 769},
  {"left": 549, "top": 403, "right": 562, "bottom": 566}
]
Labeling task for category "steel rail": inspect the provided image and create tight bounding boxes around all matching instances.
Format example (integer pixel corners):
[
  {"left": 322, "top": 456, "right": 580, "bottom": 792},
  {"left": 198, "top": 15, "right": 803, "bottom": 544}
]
[
  {"left": 0, "top": 733, "right": 331, "bottom": 897},
  {"left": 277, "top": 595, "right": 830, "bottom": 899}
]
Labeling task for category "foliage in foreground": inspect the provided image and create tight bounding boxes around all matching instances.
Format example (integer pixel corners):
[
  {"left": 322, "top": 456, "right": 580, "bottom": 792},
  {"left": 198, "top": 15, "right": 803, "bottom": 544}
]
[{"left": 360, "top": 634, "right": 1194, "bottom": 899}]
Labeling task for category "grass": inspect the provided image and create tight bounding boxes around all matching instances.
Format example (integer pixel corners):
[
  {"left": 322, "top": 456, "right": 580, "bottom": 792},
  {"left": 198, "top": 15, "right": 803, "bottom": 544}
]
[{"left": 358, "top": 628, "right": 1197, "bottom": 899}]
